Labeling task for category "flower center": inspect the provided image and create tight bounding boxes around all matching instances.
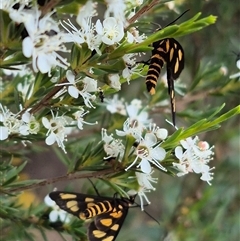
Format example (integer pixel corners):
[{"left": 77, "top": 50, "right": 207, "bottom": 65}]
[{"left": 137, "top": 145, "right": 149, "bottom": 158}]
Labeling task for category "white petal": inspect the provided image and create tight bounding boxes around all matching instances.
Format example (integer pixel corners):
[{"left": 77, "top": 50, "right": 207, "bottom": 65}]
[
  {"left": 139, "top": 159, "right": 151, "bottom": 173},
  {"left": 46, "top": 132, "right": 56, "bottom": 145},
  {"left": 173, "top": 162, "right": 188, "bottom": 176},
  {"left": 156, "top": 128, "right": 168, "bottom": 140},
  {"left": 175, "top": 146, "right": 183, "bottom": 160},
  {"left": 0, "top": 113, "right": 4, "bottom": 122},
  {"left": 0, "top": 126, "right": 8, "bottom": 140},
  {"left": 144, "top": 133, "right": 157, "bottom": 146},
  {"left": 102, "top": 36, "right": 114, "bottom": 45},
  {"left": 49, "top": 210, "right": 58, "bottom": 222},
  {"left": 103, "top": 17, "right": 117, "bottom": 28},
  {"left": 77, "top": 120, "right": 83, "bottom": 130},
  {"left": 22, "top": 37, "right": 33, "bottom": 58},
  {"left": 42, "top": 117, "right": 50, "bottom": 128},
  {"left": 138, "top": 111, "right": 149, "bottom": 122},
  {"left": 190, "top": 160, "right": 203, "bottom": 174},
  {"left": 24, "top": 13, "right": 38, "bottom": 37},
  {"left": 126, "top": 104, "right": 138, "bottom": 117},
  {"left": 68, "top": 86, "right": 79, "bottom": 98},
  {"left": 236, "top": 59, "right": 240, "bottom": 69},
  {"left": 59, "top": 210, "right": 70, "bottom": 223},
  {"left": 44, "top": 195, "right": 56, "bottom": 207},
  {"left": 66, "top": 70, "right": 75, "bottom": 84},
  {"left": 37, "top": 53, "right": 51, "bottom": 73},
  {"left": 126, "top": 31, "right": 134, "bottom": 43},
  {"left": 151, "top": 147, "right": 166, "bottom": 160},
  {"left": 95, "top": 19, "right": 103, "bottom": 35},
  {"left": 19, "top": 125, "right": 29, "bottom": 135},
  {"left": 22, "top": 111, "right": 31, "bottom": 123},
  {"left": 122, "top": 67, "right": 130, "bottom": 78}
]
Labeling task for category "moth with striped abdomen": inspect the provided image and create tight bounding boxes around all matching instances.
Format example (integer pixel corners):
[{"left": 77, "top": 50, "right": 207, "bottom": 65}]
[
  {"left": 49, "top": 191, "right": 135, "bottom": 241},
  {"left": 145, "top": 10, "right": 189, "bottom": 125}
]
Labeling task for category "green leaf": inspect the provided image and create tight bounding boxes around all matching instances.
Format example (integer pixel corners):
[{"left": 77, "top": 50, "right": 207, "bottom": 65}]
[
  {"left": 162, "top": 106, "right": 239, "bottom": 149},
  {"left": 1, "top": 161, "right": 27, "bottom": 187}
]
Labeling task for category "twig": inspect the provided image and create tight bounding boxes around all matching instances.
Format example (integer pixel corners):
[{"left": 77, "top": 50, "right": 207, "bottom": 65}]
[
  {"left": 27, "top": 77, "right": 68, "bottom": 115},
  {"left": 128, "top": 0, "right": 161, "bottom": 25},
  {"left": 8, "top": 168, "right": 121, "bottom": 193},
  {"left": 40, "top": 0, "right": 61, "bottom": 15}
]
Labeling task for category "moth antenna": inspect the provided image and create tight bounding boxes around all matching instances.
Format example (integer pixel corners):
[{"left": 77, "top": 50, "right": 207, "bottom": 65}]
[
  {"left": 133, "top": 202, "right": 160, "bottom": 225},
  {"left": 164, "top": 9, "right": 190, "bottom": 28},
  {"left": 87, "top": 178, "right": 100, "bottom": 196}
]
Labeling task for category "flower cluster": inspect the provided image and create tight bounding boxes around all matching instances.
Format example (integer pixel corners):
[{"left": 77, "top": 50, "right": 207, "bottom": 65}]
[
  {"left": 101, "top": 94, "right": 216, "bottom": 207},
  {"left": 60, "top": 0, "right": 145, "bottom": 90},
  {"left": 101, "top": 96, "right": 169, "bottom": 208},
  {"left": 0, "top": 104, "right": 96, "bottom": 153},
  {"left": 2, "top": 3, "right": 69, "bottom": 75},
  {"left": 173, "top": 137, "right": 215, "bottom": 185},
  {"left": 103, "top": 96, "right": 168, "bottom": 172},
  {"left": 0, "top": 104, "right": 40, "bottom": 141}
]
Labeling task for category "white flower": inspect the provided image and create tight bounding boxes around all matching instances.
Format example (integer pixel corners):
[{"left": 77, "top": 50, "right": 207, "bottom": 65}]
[
  {"left": 105, "top": 94, "right": 127, "bottom": 115},
  {"left": 125, "top": 99, "right": 151, "bottom": 132},
  {"left": 42, "top": 112, "right": 69, "bottom": 153},
  {"left": 122, "top": 54, "right": 137, "bottom": 67},
  {"left": 44, "top": 194, "right": 70, "bottom": 223},
  {"left": 101, "top": 129, "right": 125, "bottom": 160},
  {"left": 116, "top": 118, "right": 143, "bottom": 140},
  {"left": 122, "top": 64, "right": 139, "bottom": 84},
  {"left": 63, "top": 70, "right": 97, "bottom": 108},
  {"left": 0, "top": 0, "right": 19, "bottom": 10},
  {"left": 10, "top": 6, "right": 69, "bottom": 75},
  {"left": 61, "top": 17, "right": 101, "bottom": 54},
  {"left": 149, "top": 123, "right": 168, "bottom": 140},
  {"left": 65, "top": 70, "right": 80, "bottom": 98},
  {"left": 0, "top": 104, "right": 22, "bottom": 140},
  {"left": 122, "top": 54, "right": 145, "bottom": 84},
  {"left": 104, "top": 0, "right": 127, "bottom": 24},
  {"left": 116, "top": 99, "right": 152, "bottom": 141},
  {"left": 73, "top": 108, "right": 97, "bottom": 130},
  {"left": 125, "top": 132, "right": 167, "bottom": 173},
  {"left": 108, "top": 74, "right": 121, "bottom": 90},
  {"left": 76, "top": 0, "right": 98, "bottom": 26},
  {"left": 19, "top": 111, "right": 40, "bottom": 135},
  {"left": 96, "top": 17, "right": 124, "bottom": 45},
  {"left": 135, "top": 170, "right": 157, "bottom": 210},
  {"left": 126, "top": 99, "right": 150, "bottom": 125},
  {"left": 165, "top": 1, "right": 176, "bottom": 10},
  {"left": 173, "top": 137, "right": 215, "bottom": 185},
  {"left": 82, "top": 76, "right": 97, "bottom": 92},
  {"left": 126, "top": 27, "right": 146, "bottom": 43}
]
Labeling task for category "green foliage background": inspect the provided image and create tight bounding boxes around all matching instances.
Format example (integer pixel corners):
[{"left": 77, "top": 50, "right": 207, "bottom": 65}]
[{"left": 0, "top": 0, "right": 239, "bottom": 241}]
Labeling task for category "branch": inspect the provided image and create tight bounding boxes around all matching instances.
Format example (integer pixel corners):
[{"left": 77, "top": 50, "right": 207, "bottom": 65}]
[
  {"left": 22, "top": 77, "right": 68, "bottom": 116},
  {"left": 8, "top": 168, "right": 121, "bottom": 193},
  {"left": 128, "top": 0, "right": 161, "bottom": 25}
]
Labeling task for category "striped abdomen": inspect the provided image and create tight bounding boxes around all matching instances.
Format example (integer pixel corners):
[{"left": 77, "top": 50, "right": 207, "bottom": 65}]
[
  {"left": 80, "top": 200, "right": 116, "bottom": 219},
  {"left": 146, "top": 39, "right": 170, "bottom": 95}
]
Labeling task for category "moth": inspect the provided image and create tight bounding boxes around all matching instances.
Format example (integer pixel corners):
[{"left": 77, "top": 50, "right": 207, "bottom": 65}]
[
  {"left": 145, "top": 10, "right": 189, "bottom": 125},
  {"left": 49, "top": 191, "right": 135, "bottom": 241}
]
